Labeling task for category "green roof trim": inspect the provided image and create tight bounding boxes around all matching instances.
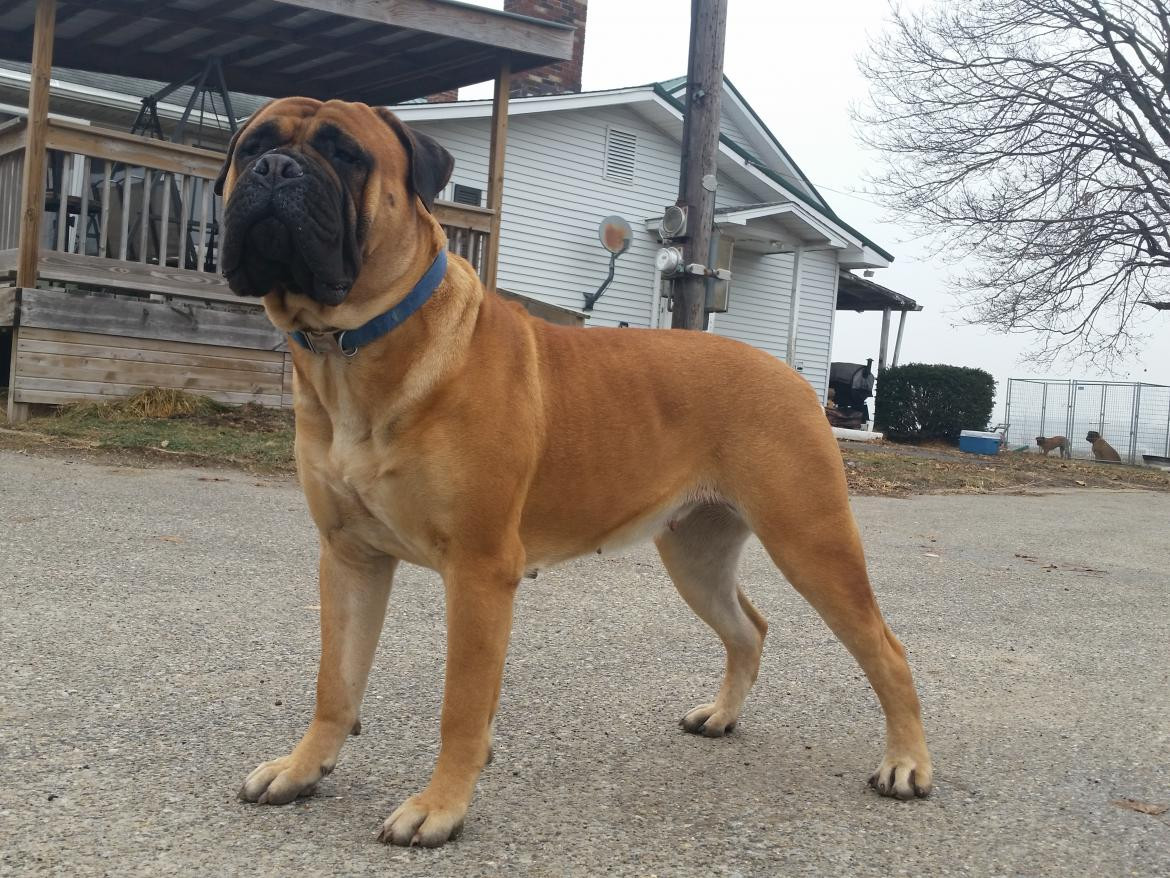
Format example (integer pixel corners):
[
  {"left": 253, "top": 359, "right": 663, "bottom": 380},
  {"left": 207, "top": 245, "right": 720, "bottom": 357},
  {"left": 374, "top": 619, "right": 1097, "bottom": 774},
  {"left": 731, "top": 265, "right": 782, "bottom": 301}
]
[
  {"left": 722, "top": 77, "right": 831, "bottom": 212},
  {"left": 650, "top": 81, "right": 894, "bottom": 263}
]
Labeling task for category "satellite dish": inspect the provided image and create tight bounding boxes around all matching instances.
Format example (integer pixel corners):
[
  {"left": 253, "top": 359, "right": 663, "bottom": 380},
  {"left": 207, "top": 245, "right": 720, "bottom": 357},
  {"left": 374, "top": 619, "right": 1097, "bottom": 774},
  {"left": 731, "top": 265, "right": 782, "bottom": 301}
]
[
  {"left": 584, "top": 215, "right": 633, "bottom": 311},
  {"left": 599, "top": 215, "right": 632, "bottom": 255}
]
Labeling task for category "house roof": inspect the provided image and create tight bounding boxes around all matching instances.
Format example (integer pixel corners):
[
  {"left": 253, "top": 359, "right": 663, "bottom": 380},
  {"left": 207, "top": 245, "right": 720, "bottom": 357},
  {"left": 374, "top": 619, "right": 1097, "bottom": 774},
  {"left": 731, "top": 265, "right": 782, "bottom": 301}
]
[
  {"left": 836, "top": 271, "right": 921, "bottom": 313},
  {"left": 663, "top": 201, "right": 855, "bottom": 254},
  {"left": 660, "top": 76, "right": 830, "bottom": 213},
  {"left": 649, "top": 82, "right": 892, "bottom": 263},
  {"left": 0, "top": 0, "right": 575, "bottom": 106},
  {"left": 715, "top": 201, "right": 795, "bottom": 215},
  {"left": 393, "top": 77, "right": 894, "bottom": 268}
]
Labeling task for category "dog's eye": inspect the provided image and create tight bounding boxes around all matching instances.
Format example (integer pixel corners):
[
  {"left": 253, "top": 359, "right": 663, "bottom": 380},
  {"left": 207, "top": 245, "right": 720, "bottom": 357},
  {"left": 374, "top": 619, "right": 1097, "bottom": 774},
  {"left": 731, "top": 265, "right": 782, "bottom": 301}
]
[
  {"left": 237, "top": 140, "right": 264, "bottom": 162},
  {"left": 334, "top": 147, "right": 360, "bottom": 165}
]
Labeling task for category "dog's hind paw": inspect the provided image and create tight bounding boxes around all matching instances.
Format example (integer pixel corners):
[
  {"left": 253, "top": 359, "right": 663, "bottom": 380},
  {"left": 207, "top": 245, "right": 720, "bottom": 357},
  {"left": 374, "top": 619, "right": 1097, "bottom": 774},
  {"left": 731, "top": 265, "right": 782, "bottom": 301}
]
[
  {"left": 679, "top": 703, "right": 738, "bottom": 738},
  {"left": 867, "top": 753, "right": 932, "bottom": 800}
]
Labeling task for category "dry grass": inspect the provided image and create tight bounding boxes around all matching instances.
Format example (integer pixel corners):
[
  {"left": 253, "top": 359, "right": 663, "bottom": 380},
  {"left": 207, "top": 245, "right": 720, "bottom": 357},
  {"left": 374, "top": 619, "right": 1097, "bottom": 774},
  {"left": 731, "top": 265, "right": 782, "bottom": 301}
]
[
  {"left": 57, "top": 388, "right": 228, "bottom": 422},
  {"left": 2, "top": 389, "right": 294, "bottom": 472}
]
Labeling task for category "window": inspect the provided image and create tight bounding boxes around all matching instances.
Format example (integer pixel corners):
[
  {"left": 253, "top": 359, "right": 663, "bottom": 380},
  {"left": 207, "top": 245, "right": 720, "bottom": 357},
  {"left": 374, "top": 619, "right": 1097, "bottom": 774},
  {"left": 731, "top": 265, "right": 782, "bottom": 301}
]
[
  {"left": 452, "top": 184, "right": 482, "bottom": 206},
  {"left": 603, "top": 127, "right": 637, "bottom": 185}
]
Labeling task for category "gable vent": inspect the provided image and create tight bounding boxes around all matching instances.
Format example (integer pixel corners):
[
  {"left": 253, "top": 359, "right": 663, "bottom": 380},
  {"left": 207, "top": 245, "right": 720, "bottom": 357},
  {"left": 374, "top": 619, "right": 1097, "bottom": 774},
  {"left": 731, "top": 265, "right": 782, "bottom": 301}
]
[
  {"left": 452, "top": 184, "right": 482, "bottom": 206},
  {"left": 603, "top": 127, "right": 637, "bottom": 185}
]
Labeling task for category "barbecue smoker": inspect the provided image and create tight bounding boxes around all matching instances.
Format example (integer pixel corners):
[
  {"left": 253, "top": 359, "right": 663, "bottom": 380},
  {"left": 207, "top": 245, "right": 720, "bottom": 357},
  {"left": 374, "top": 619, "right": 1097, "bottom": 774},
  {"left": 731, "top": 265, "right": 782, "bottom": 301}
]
[{"left": 827, "top": 359, "right": 875, "bottom": 429}]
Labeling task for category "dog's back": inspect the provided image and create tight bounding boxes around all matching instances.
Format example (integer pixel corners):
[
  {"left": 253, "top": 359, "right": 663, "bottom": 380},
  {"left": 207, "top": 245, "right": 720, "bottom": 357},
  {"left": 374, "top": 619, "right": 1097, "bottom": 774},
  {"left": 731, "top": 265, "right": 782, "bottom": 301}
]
[{"left": 1035, "top": 435, "right": 1070, "bottom": 458}]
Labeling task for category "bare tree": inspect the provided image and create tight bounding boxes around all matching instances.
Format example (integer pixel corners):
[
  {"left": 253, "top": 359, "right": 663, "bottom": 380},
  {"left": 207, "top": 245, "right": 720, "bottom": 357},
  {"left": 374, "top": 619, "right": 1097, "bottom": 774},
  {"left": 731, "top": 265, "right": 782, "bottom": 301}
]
[{"left": 856, "top": 0, "right": 1170, "bottom": 365}]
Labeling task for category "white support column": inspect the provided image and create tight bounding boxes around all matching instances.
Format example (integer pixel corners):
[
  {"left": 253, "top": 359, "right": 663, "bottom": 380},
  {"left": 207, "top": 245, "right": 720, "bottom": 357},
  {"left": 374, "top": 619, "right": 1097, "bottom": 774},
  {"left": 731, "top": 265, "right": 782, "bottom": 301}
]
[
  {"left": 785, "top": 247, "right": 804, "bottom": 365},
  {"left": 878, "top": 307, "right": 892, "bottom": 373},
  {"left": 891, "top": 309, "right": 907, "bottom": 367}
]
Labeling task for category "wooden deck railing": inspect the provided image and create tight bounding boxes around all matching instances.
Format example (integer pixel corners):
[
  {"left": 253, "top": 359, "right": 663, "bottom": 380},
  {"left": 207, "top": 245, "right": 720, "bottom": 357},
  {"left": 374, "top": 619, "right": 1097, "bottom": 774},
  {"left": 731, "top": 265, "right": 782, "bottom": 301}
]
[
  {"left": 0, "top": 118, "right": 493, "bottom": 299},
  {"left": 435, "top": 201, "right": 492, "bottom": 281}
]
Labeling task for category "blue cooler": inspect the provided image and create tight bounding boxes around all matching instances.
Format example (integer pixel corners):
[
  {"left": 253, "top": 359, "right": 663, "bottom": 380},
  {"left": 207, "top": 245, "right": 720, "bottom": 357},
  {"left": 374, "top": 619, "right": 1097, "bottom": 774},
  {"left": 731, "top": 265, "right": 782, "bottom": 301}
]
[{"left": 959, "top": 430, "right": 1001, "bottom": 455}]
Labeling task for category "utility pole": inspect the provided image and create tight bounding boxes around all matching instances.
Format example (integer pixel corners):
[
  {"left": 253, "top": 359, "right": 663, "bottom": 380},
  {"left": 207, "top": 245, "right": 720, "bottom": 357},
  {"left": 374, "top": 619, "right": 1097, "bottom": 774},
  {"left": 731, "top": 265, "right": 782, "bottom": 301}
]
[{"left": 671, "top": 0, "right": 728, "bottom": 330}]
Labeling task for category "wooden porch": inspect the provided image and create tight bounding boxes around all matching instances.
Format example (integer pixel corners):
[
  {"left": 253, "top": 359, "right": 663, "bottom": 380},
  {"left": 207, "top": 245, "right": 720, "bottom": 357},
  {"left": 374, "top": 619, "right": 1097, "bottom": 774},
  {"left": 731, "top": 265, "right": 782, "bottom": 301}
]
[{"left": 0, "top": 0, "right": 578, "bottom": 422}]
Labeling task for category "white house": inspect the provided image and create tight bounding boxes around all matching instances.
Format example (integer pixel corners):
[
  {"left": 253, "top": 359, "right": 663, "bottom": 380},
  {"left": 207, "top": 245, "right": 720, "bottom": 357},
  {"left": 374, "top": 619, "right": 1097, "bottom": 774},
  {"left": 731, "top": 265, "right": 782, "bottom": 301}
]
[
  {"left": 0, "top": 49, "right": 910, "bottom": 404},
  {"left": 395, "top": 76, "right": 894, "bottom": 401}
]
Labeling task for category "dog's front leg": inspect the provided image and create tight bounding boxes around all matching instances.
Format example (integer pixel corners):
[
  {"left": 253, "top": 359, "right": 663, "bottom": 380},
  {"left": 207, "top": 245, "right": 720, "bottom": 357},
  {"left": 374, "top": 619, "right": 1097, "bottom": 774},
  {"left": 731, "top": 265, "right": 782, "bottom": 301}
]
[
  {"left": 379, "top": 557, "right": 520, "bottom": 847},
  {"left": 239, "top": 544, "right": 394, "bottom": 805}
]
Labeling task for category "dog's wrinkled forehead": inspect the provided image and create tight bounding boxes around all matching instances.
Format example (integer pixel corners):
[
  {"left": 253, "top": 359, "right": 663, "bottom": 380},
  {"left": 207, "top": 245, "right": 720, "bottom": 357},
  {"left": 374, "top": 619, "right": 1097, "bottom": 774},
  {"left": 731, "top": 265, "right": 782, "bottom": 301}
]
[
  {"left": 216, "top": 97, "right": 452, "bottom": 212},
  {"left": 220, "top": 99, "right": 397, "bottom": 188}
]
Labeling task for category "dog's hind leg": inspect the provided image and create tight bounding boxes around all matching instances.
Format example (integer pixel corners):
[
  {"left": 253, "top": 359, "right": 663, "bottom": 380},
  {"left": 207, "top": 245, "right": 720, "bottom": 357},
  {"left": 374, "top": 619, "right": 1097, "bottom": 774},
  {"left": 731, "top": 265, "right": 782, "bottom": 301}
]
[
  {"left": 735, "top": 450, "right": 932, "bottom": 800},
  {"left": 655, "top": 503, "right": 767, "bottom": 738}
]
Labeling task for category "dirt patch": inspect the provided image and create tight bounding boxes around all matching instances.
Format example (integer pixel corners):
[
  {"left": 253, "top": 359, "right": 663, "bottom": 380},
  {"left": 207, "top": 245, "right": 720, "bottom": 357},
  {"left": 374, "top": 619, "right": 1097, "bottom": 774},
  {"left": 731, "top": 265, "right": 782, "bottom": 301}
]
[{"left": 842, "top": 440, "right": 1170, "bottom": 497}]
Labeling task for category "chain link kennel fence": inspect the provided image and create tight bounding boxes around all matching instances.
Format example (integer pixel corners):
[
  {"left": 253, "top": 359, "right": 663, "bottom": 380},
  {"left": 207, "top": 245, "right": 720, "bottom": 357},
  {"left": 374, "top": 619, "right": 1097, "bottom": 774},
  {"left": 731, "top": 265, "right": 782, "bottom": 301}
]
[{"left": 1004, "top": 379, "right": 1170, "bottom": 464}]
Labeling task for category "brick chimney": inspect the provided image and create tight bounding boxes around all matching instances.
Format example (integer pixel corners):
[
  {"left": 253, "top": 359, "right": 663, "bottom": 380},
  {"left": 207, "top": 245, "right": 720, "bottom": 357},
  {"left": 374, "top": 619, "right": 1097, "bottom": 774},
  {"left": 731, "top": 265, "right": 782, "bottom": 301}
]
[
  {"left": 425, "top": 88, "right": 459, "bottom": 103},
  {"left": 503, "top": 0, "right": 587, "bottom": 97}
]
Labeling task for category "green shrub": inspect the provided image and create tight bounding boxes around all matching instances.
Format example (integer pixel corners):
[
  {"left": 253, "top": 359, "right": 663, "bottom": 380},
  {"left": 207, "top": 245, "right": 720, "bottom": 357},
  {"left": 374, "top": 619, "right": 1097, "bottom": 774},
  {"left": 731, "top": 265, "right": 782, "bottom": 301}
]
[{"left": 875, "top": 364, "right": 996, "bottom": 443}]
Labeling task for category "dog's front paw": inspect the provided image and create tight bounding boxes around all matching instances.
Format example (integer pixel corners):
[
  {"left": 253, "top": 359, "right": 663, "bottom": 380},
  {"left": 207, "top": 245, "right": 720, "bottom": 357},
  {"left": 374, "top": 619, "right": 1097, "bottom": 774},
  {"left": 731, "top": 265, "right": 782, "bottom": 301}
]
[
  {"left": 679, "top": 702, "right": 738, "bottom": 737},
  {"left": 868, "top": 751, "right": 932, "bottom": 800},
  {"left": 378, "top": 793, "right": 467, "bottom": 847},
  {"left": 237, "top": 755, "right": 329, "bottom": 805}
]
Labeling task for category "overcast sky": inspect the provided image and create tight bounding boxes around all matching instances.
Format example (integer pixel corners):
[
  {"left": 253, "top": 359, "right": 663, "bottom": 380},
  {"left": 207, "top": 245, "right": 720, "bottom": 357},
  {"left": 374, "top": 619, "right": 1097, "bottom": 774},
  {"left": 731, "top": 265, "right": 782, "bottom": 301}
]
[{"left": 462, "top": 0, "right": 1170, "bottom": 401}]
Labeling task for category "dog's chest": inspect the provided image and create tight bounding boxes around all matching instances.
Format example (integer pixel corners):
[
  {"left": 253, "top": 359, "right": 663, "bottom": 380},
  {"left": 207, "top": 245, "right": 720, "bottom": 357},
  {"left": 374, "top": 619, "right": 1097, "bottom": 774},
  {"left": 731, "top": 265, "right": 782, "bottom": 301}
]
[{"left": 303, "top": 426, "right": 437, "bottom": 567}]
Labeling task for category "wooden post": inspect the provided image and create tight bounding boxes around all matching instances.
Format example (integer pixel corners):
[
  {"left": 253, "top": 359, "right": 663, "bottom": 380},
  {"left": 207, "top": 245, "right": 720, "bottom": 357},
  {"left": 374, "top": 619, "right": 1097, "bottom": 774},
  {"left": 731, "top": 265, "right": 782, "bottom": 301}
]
[
  {"left": 16, "top": 0, "right": 56, "bottom": 289},
  {"left": 6, "top": 304, "right": 29, "bottom": 423},
  {"left": 891, "top": 309, "right": 907, "bottom": 367},
  {"left": 877, "top": 306, "right": 892, "bottom": 373},
  {"left": 671, "top": 0, "right": 728, "bottom": 330},
  {"left": 483, "top": 57, "right": 510, "bottom": 291}
]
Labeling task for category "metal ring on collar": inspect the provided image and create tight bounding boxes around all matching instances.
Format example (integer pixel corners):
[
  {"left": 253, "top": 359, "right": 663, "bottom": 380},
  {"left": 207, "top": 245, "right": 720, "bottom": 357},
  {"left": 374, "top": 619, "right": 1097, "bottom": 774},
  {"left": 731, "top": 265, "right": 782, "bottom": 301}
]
[{"left": 337, "top": 331, "right": 358, "bottom": 358}]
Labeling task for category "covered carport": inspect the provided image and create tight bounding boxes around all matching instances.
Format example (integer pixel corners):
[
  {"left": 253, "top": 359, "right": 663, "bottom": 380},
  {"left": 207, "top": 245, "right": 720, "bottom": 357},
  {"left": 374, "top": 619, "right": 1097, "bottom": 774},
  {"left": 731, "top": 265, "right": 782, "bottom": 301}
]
[{"left": 836, "top": 270, "right": 921, "bottom": 371}]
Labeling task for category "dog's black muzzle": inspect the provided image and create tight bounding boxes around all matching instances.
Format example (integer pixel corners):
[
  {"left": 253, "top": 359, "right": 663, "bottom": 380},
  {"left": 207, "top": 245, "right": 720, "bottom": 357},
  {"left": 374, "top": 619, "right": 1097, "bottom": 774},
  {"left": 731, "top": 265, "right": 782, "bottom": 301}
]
[{"left": 221, "top": 149, "right": 357, "bottom": 305}]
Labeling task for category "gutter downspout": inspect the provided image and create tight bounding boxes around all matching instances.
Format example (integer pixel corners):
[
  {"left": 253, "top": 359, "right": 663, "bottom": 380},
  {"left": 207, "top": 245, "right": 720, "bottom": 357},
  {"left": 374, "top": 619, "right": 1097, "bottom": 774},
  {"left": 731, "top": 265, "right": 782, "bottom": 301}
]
[{"left": 785, "top": 246, "right": 804, "bottom": 365}]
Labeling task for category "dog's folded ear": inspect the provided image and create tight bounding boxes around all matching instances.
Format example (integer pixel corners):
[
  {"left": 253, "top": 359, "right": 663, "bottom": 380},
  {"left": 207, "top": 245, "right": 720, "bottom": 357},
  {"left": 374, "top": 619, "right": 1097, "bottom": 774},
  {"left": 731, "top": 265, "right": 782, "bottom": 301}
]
[
  {"left": 377, "top": 108, "right": 455, "bottom": 213},
  {"left": 214, "top": 99, "right": 278, "bottom": 197}
]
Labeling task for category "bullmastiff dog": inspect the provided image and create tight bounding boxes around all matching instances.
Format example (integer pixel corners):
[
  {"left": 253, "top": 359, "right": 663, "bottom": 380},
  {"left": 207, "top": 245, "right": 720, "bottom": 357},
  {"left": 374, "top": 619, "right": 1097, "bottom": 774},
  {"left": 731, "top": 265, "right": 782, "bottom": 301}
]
[
  {"left": 1086, "top": 431, "right": 1122, "bottom": 462},
  {"left": 216, "top": 97, "right": 933, "bottom": 847},
  {"left": 1035, "top": 435, "right": 1071, "bottom": 458}
]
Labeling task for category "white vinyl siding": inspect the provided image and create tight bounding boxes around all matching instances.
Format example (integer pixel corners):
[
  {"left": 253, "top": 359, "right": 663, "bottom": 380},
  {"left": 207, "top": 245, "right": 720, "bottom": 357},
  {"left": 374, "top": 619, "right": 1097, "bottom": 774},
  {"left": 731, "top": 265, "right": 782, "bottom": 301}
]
[
  {"left": 412, "top": 105, "right": 682, "bottom": 328},
  {"left": 711, "top": 250, "right": 792, "bottom": 357},
  {"left": 792, "top": 248, "right": 839, "bottom": 399},
  {"left": 409, "top": 105, "right": 841, "bottom": 399}
]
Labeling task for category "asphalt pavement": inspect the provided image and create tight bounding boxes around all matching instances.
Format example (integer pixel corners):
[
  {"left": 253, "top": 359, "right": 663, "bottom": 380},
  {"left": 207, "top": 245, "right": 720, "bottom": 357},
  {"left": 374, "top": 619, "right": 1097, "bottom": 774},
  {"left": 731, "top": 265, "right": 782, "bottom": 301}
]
[{"left": 1, "top": 449, "right": 1167, "bottom": 877}]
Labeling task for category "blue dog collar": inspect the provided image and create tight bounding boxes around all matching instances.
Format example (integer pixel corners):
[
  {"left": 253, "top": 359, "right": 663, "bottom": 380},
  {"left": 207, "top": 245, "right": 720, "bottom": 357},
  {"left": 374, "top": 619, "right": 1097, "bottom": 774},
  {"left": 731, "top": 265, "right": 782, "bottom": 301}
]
[{"left": 290, "top": 248, "right": 447, "bottom": 356}]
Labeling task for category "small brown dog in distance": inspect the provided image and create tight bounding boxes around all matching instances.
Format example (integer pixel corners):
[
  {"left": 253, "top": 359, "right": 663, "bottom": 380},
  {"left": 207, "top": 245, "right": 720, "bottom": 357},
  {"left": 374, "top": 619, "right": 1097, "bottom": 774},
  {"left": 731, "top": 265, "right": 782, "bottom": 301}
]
[
  {"left": 217, "top": 97, "right": 933, "bottom": 847},
  {"left": 1086, "top": 431, "right": 1122, "bottom": 462},
  {"left": 1035, "top": 435, "right": 1071, "bottom": 458}
]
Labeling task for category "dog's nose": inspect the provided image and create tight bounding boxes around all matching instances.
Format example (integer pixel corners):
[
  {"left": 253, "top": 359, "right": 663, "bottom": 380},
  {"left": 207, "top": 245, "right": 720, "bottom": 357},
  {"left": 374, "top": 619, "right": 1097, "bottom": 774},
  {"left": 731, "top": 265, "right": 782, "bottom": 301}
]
[{"left": 252, "top": 152, "right": 304, "bottom": 185}]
